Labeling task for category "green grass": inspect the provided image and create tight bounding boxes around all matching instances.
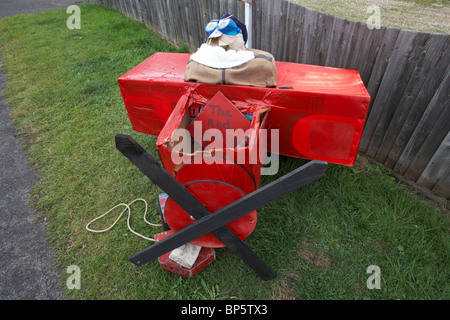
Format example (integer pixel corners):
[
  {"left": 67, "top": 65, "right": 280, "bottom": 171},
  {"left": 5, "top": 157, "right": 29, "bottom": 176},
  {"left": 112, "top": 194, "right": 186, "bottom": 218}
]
[
  {"left": 0, "top": 4, "right": 448, "bottom": 300},
  {"left": 290, "top": 0, "right": 449, "bottom": 33}
]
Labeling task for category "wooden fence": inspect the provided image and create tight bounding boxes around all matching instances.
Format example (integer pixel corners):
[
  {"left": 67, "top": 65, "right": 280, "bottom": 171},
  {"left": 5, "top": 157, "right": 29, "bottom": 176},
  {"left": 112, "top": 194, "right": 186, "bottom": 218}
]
[{"left": 94, "top": 0, "right": 449, "bottom": 203}]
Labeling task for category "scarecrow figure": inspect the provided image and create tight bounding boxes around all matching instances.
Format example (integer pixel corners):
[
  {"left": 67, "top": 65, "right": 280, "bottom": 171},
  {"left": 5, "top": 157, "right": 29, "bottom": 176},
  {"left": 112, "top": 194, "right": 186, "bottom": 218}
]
[{"left": 185, "top": 14, "right": 277, "bottom": 88}]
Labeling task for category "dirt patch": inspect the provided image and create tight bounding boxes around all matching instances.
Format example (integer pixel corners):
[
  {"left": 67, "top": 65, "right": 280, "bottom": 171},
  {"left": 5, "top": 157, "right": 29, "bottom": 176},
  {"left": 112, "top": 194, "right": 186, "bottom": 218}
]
[
  {"left": 355, "top": 154, "right": 370, "bottom": 171},
  {"left": 298, "top": 239, "right": 333, "bottom": 270},
  {"left": 271, "top": 239, "right": 333, "bottom": 299},
  {"left": 272, "top": 273, "right": 299, "bottom": 300}
]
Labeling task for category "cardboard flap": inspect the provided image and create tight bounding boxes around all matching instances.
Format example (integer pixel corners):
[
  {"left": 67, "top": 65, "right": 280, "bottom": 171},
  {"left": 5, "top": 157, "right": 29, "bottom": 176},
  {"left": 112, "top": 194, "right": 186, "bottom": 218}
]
[{"left": 186, "top": 91, "right": 251, "bottom": 149}]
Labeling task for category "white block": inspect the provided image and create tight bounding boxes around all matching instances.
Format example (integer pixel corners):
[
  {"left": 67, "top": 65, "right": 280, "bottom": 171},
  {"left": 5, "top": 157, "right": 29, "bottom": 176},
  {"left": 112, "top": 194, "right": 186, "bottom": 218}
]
[{"left": 169, "top": 243, "right": 202, "bottom": 269}]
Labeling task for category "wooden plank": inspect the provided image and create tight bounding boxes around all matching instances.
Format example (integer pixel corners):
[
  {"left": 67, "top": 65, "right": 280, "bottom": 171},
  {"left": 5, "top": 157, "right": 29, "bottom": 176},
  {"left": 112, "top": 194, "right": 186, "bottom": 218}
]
[
  {"left": 200, "top": 0, "right": 212, "bottom": 37},
  {"left": 336, "top": 18, "right": 358, "bottom": 69},
  {"left": 376, "top": 34, "right": 449, "bottom": 166},
  {"left": 218, "top": 0, "right": 226, "bottom": 17},
  {"left": 292, "top": 4, "right": 306, "bottom": 63},
  {"left": 267, "top": 0, "right": 276, "bottom": 53},
  {"left": 116, "top": 0, "right": 123, "bottom": 16},
  {"left": 176, "top": 0, "right": 187, "bottom": 46},
  {"left": 176, "top": 0, "right": 185, "bottom": 48},
  {"left": 174, "top": 0, "right": 187, "bottom": 47},
  {"left": 359, "top": 27, "right": 399, "bottom": 120},
  {"left": 342, "top": 21, "right": 366, "bottom": 70},
  {"left": 324, "top": 16, "right": 348, "bottom": 68},
  {"left": 403, "top": 102, "right": 450, "bottom": 182},
  {"left": 131, "top": 0, "right": 139, "bottom": 22},
  {"left": 135, "top": 0, "right": 143, "bottom": 22},
  {"left": 270, "top": 0, "right": 283, "bottom": 60},
  {"left": 184, "top": 1, "right": 194, "bottom": 50},
  {"left": 257, "top": 0, "right": 266, "bottom": 51},
  {"left": 115, "top": 134, "right": 277, "bottom": 280},
  {"left": 124, "top": 0, "right": 130, "bottom": 18},
  {"left": 276, "top": 0, "right": 289, "bottom": 61},
  {"left": 307, "top": 8, "right": 321, "bottom": 65},
  {"left": 317, "top": 12, "right": 335, "bottom": 67},
  {"left": 198, "top": 0, "right": 206, "bottom": 49},
  {"left": 394, "top": 68, "right": 450, "bottom": 175},
  {"left": 307, "top": 10, "right": 326, "bottom": 66},
  {"left": 141, "top": 0, "right": 153, "bottom": 28},
  {"left": 224, "top": 0, "right": 233, "bottom": 15},
  {"left": 300, "top": 7, "right": 318, "bottom": 64},
  {"left": 362, "top": 30, "right": 428, "bottom": 158},
  {"left": 261, "top": 0, "right": 273, "bottom": 52},
  {"left": 156, "top": 0, "right": 165, "bottom": 38},
  {"left": 189, "top": 0, "right": 204, "bottom": 50},
  {"left": 125, "top": 0, "right": 133, "bottom": 20},
  {"left": 131, "top": 0, "right": 137, "bottom": 20},
  {"left": 163, "top": 0, "right": 176, "bottom": 45},
  {"left": 257, "top": 0, "right": 267, "bottom": 51},
  {"left": 154, "top": 0, "right": 164, "bottom": 38},
  {"left": 117, "top": 0, "right": 124, "bottom": 17},
  {"left": 283, "top": 0, "right": 294, "bottom": 61},
  {"left": 210, "top": 0, "right": 219, "bottom": 21},
  {"left": 135, "top": 0, "right": 143, "bottom": 23},
  {"left": 347, "top": 22, "right": 377, "bottom": 84},
  {"left": 127, "top": 0, "right": 135, "bottom": 21},
  {"left": 237, "top": 0, "right": 245, "bottom": 31},
  {"left": 253, "top": 0, "right": 259, "bottom": 48},
  {"left": 283, "top": 2, "right": 299, "bottom": 62},
  {"left": 128, "top": 159, "right": 328, "bottom": 270},
  {"left": 253, "top": 0, "right": 261, "bottom": 49},
  {"left": 226, "top": 0, "right": 237, "bottom": 18},
  {"left": 359, "top": 27, "right": 401, "bottom": 152},
  {"left": 417, "top": 131, "right": 450, "bottom": 191},
  {"left": 432, "top": 171, "right": 450, "bottom": 200},
  {"left": 357, "top": 26, "right": 389, "bottom": 87}
]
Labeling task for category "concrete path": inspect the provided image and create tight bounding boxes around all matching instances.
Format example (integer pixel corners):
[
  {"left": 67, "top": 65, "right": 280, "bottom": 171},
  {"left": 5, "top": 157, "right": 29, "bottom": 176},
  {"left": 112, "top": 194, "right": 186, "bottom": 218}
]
[
  {"left": 0, "top": 0, "right": 82, "bottom": 19},
  {"left": 0, "top": 0, "right": 84, "bottom": 300}
]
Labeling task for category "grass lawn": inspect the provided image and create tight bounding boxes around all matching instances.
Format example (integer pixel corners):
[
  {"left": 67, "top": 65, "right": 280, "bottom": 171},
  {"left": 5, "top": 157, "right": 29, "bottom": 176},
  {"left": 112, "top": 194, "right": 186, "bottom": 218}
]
[
  {"left": 290, "top": 0, "right": 450, "bottom": 33},
  {"left": 0, "top": 3, "right": 448, "bottom": 300}
]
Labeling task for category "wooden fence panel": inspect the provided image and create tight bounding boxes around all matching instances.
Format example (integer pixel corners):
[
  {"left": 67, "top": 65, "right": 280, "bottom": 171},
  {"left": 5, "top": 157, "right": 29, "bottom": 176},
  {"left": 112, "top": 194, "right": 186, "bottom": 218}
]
[
  {"left": 417, "top": 132, "right": 450, "bottom": 192},
  {"left": 376, "top": 35, "right": 450, "bottom": 166},
  {"left": 93, "top": 0, "right": 449, "bottom": 201},
  {"left": 362, "top": 31, "right": 426, "bottom": 158},
  {"left": 394, "top": 68, "right": 449, "bottom": 177},
  {"left": 362, "top": 27, "right": 401, "bottom": 122},
  {"left": 403, "top": 89, "right": 450, "bottom": 182}
]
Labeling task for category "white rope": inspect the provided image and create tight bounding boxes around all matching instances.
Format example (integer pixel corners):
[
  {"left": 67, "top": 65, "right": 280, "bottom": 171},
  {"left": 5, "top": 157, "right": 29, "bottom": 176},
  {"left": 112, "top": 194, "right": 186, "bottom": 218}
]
[{"left": 86, "top": 198, "right": 162, "bottom": 242}]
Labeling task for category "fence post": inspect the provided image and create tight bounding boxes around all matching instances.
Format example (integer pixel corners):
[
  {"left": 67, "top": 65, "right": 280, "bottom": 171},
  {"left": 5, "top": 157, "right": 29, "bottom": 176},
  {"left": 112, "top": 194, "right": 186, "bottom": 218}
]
[{"left": 245, "top": 2, "right": 252, "bottom": 48}]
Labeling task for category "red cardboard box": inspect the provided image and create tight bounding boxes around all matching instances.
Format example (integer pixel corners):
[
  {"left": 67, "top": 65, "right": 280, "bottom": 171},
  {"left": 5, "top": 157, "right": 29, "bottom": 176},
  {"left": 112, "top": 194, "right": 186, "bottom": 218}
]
[
  {"left": 153, "top": 91, "right": 266, "bottom": 248},
  {"left": 118, "top": 52, "right": 370, "bottom": 166}
]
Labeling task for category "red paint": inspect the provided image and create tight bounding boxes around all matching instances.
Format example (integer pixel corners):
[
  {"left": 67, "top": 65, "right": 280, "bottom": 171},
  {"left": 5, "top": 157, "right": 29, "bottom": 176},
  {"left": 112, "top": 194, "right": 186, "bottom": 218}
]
[
  {"left": 118, "top": 52, "right": 371, "bottom": 258},
  {"left": 154, "top": 230, "right": 215, "bottom": 277},
  {"left": 163, "top": 178, "right": 257, "bottom": 248},
  {"left": 157, "top": 98, "right": 264, "bottom": 248},
  {"left": 186, "top": 91, "right": 251, "bottom": 150},
  {"left": 118, "top": 52, "right": 370, "bottom": 166}
]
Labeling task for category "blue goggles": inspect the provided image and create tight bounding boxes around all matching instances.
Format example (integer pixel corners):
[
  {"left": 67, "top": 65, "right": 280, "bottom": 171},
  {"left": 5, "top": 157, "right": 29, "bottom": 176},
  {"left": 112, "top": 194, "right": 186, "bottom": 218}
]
[{"left": 205, "top": 17, "right": 241, "bottom": 37}]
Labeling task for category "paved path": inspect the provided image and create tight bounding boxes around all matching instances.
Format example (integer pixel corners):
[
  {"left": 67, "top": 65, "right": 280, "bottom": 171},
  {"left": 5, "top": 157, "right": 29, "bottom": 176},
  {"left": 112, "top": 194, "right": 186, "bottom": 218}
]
[
  {"left": 0, "top": 0, "right": 84, "bottom": 300},
  {"left": 0, "top": 0, "right": 82, "bottom": 19}
]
